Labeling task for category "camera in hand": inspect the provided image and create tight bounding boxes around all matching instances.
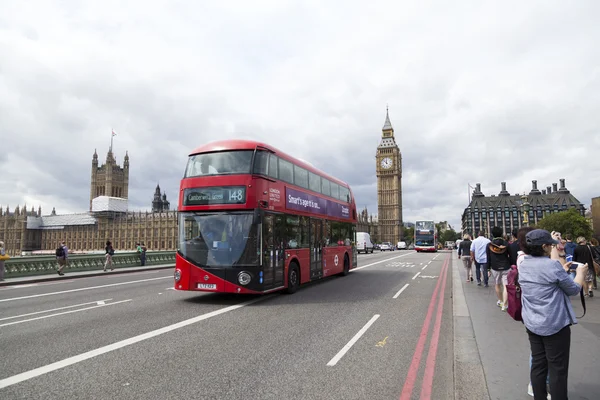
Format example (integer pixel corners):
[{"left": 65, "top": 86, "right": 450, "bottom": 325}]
[{"left": 569, "top": 261, "right": 583, "bottom": 270}]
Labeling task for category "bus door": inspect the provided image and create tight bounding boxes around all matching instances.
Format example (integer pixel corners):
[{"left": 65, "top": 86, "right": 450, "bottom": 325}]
[
  {"left": 310, "top": 219, "right": 323, "bottom": 279},
  {"left": 262, "top": 214, "right": 285, "bottom": 289}
]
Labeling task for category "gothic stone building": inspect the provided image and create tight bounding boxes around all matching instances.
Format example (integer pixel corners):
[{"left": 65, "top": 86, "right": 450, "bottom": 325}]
[
  {"left": 376, "top": 109, "right": 403, "bottom": 244},
  {"left": 356, "top": 207, "right": 379, "bottom": 243},
  {"left": 461, "top": 179, "right": 585, "bottom": 238},
  {"left": 0, "top": 149, "right": 177, "bottom": 256}
]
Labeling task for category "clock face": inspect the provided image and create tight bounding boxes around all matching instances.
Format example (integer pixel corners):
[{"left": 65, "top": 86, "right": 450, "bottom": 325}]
[{"left": 380, "top": 157, "right": 393, "bottom": 169}]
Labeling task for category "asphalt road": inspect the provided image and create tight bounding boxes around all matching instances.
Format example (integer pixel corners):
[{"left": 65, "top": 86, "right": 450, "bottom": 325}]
[{"left": 0, "top": 250, "right": 454, "bottom": 400}]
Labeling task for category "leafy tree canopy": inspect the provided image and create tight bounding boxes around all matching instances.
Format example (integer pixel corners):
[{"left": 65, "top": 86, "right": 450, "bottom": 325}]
[{"left": 536, "top": 208, "right": 593, "bottom": 239}]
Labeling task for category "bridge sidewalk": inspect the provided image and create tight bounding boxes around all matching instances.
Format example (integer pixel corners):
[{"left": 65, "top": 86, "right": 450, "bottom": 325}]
[
  {"left": 455, "top": 252, "right": 600, "bottom": 399},
  {"left": 0, "top": 264, "right": 174, "bottom": 287}
]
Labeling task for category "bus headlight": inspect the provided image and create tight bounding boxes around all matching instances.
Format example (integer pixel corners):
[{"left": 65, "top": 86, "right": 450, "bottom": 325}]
[
  {"left": 238, "top": 271, "right": 251, "bottom": 286},
  {"left": 174, "top": 268, "right": 181, "bottom": 282}
]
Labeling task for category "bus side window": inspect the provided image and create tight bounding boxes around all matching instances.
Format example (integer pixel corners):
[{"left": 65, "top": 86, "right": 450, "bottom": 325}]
[
  {"left": 268, "top": 154, "right": 278, "bottom": 179},
  {"left": 253, "top": 151, "right": 269, "bottom": 175}
]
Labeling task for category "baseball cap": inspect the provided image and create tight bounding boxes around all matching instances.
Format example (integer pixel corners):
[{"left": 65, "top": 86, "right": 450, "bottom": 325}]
[{"left": 525, "top": 229, "right": 559, "bottom": 246}]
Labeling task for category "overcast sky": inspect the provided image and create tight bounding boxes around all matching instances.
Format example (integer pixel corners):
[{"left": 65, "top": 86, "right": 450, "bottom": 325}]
[{"left": 1, "top": 1, "right": 599, "bottom": 230}]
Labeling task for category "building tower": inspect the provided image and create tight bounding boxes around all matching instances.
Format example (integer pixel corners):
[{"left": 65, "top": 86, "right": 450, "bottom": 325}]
[
  {"left": 152, "top": 184, "right": 170, "bottom": 212},
  {"left": 376, "top": 108, "right": 403, "bottom": 244},
  {"left": 89, "top": 148, "right": 130, "bottom": 211}
]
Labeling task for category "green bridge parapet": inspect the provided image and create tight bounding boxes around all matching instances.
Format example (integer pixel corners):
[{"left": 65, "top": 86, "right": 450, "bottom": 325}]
[{"left": 3, "top": 251, "right": 176, "bottom": 278}]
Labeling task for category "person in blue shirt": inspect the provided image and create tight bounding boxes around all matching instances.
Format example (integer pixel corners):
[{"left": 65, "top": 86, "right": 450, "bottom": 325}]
[{"left": 519, "top": 229, "right": 588, "bottom": 400}]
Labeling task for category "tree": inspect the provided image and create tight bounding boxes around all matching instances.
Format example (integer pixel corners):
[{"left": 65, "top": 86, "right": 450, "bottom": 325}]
[
  {"left": 536, "top": 208, "right": 593, "bottom": 239},
  {"left": 403, "top": 227, "right": 414, "bottom": 243},
  {"left": 440, "top": 228, "right": 459, "bottom": 244}
]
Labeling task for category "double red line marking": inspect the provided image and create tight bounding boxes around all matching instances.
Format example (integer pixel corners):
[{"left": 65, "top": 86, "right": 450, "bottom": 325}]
[{"left": 399, "top": 255, "right": 450, "bottom": 400}]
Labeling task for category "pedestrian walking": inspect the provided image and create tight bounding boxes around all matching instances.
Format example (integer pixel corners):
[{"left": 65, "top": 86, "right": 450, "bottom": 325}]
[
  {"left": 104, "top": 240, "right": 115, "bottom": 272},
  {"left": 55, "top": 241, "right": 68, "bottom": 275},
  {"left": 519, "top": 229, "right": 588, "bottom": 400},
  {"left": 589, "top": 238, "right": 600, "bottom": 290},
  {"left": 458, "top": 234, "right": 473, "bottom": 282},
  {"left": 470, "top": 230, "right": 491, "bottom": 287},
  {"left": 573, "top": 237, "right": 595, "bottom": 297},
  {"left": 0, "top": 241, "right": 9, "bottom": 281},
  {"left": 140, "top": 242, "right": 147, "bottom": 266},
  {"left": 486, "top": 226, "right": 511, "bottom": 311}
]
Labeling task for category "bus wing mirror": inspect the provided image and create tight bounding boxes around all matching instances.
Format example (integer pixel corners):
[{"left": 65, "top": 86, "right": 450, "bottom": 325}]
[{"left": 253, "top": 208, "right": 262, "bottom": 224}]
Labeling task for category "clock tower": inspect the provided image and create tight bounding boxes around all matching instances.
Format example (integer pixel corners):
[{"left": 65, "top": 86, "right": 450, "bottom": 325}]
[{"left": 376, "top": 108, "right": 403, "bottom": 244}]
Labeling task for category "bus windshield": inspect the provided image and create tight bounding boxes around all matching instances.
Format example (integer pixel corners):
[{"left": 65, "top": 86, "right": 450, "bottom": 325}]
[
  {"left": 415, "top": 236, "right": 435, "bottom": 246},
  {"left": 179, "top": 211, "right": 259, "bottom": 267},
  {"left": 185, "top": 151, "right": 253, "bottom": 177}
]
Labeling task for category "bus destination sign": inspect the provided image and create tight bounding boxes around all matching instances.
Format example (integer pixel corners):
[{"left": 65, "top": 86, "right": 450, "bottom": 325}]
[{"left": 184, "top": 186, "right": 246, "bottom": 206}]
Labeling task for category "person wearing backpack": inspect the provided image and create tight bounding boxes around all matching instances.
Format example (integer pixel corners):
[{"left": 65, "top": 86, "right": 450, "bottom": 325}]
[
  {"left": 55, "top": 241, "right": 68, "bottom": 276},
  {"left": 519, "top": 229, "right": 588, "bottom": 400},
  {"left": 487, "top": 226, "right": 511, "bottom": 311},
  {"left": 104, "top": 240, "right": 115, "bottom": 272}
]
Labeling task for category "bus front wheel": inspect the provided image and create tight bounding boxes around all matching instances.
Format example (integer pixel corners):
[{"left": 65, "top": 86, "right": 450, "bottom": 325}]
[{"left": 285, "top": 262, "right": 300, "bottom": 294}]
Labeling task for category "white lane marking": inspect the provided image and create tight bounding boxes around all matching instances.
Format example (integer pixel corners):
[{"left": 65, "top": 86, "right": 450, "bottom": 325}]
[
  {"left": 352, "top": 252, "right": 416, "bottom": 272},
  {"left": 0, "top": 299, "right": 132, "bottom": 328},
  {"left": 165, "top": 287, "right": 176, "bottom": 290},
  {"left": 9, "top": 284, "right": 39, "bottom": 288},
  {"left": 422, "top": 265, "right": 428, "bottom": 270},
  {"left": 392, "top": 284, "right": 410, "bottom": 299},
  {"left": 0, "top": 296, "right": 265, "bottom": 389},
  {"left": 327, "top": 314, "right": 380, "bottom": 366},
  {"left": 0, "top": 299, "right": 113, "bottom": 322},
  {"left": 412, "top": 272, "right": 421, "bottom": 280},
  {"left": 96, "top": 301, "right": 106, "bottom": 305},
  {"left": 0, "top": 276, "right": 171, "bottom": 303}
]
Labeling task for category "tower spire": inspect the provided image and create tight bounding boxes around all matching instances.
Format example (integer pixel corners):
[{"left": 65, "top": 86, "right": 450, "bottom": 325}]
[{"left": 382, "top": 106, "right": 393, "bottom": 131}]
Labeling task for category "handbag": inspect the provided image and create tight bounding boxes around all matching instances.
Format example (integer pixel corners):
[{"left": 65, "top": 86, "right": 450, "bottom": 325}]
[{"left": 586, "top": 245, "right": 600, "bottom": 275}]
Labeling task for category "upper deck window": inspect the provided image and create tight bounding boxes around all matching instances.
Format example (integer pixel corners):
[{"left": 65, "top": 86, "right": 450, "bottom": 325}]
[{"left": 185, "top": 151, "right": 253, "bottom": 177}]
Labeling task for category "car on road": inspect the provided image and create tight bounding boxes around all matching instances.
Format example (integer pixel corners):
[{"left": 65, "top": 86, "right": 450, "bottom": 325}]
[
  {"left": 397, "top": 241, "right": 407, "bottom": 250},
  {"left": 380, "top": 242, "right": 395, "bottom": 251}
]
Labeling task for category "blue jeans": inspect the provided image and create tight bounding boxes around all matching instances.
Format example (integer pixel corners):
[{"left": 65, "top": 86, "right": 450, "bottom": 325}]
[{"left": 474, "top": 261, "right": 488, "bottom": 285}]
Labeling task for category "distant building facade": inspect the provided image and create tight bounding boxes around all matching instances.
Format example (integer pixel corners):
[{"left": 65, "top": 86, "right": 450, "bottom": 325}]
[
  {"left": 152, "top": 184, "right": 171, "bottom": 212},
  {"left": 592, "top": 196, "right": 600, "bottom": 240},
  {"left": 461, "top": 180, "right": 585, "bottom": 238},
  {"left": 357, "top": 207, "right": 379, "bottom": 243},
  {"left": 0, "top": 149, "right": 177, "bottom": 256}
]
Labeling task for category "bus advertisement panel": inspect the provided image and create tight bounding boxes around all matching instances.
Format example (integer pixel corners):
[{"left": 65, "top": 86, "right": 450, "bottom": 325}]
[
  {"left": 414, "top": 220, "right": 437, "bottom": 252},
  {"left": 174, "top": 140, "right": 358, "bottom": 295}
]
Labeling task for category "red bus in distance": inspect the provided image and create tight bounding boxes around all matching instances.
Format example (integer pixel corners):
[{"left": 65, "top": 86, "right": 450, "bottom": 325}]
[{"left": 174, "top": 139, "right": 358, "bottom": 294}]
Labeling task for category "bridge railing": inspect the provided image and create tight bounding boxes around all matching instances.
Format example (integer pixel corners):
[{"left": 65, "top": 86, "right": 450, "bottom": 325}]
[{"left": 3, "top": 251, "right": 176, "bottom": 278}]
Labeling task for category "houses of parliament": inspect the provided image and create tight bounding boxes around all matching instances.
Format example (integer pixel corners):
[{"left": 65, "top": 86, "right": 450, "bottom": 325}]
[{"left": 0, "top": 147, "right": 177, "bottom": 256}]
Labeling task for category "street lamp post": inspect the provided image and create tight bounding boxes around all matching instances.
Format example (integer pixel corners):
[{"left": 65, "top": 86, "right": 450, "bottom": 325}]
[{"left": 521, "top": 194, "right": 531, "bottom": 227}]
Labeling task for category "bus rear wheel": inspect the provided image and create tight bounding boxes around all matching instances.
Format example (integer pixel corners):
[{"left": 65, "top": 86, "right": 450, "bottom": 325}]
[
  {"left": 285, "top": 262, "right": 300, "bottom": 294},
  {"left": 341, "top": 254, "right": 350, "bottom": 276}
]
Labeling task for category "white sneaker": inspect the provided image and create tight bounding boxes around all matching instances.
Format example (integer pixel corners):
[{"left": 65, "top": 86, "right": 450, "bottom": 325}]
[
  {"left": 497, "top": 300, "right": 502, "bottom": 307},
  {"left": 501, "top": 305, "right": 507, "bottom": 312},
  {"left": 528, "top": 382, "right": 533, "bottom": 397}
]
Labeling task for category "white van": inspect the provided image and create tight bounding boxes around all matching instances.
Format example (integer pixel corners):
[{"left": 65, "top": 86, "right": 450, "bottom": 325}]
[
  {"left": 356, "top": 232, "right": 374, "bottom": 254},
  {"left": 397, "top": 241, "right": 407, "bottom": 250}
]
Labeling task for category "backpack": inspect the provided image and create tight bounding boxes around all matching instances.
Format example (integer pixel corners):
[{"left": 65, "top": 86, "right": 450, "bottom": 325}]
[
  {"left": 108, "top": 247, "right": 115, "bottom": 256},
  {"left": 55, "top": 246, "right": 65, "bottom": 258},
  {"left": 506, "top": 264, "right": 522, "bottom": 321}
]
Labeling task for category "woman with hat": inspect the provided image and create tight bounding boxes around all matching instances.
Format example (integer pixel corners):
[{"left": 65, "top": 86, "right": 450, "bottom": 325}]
[{"left": 519, "top": 229, "right": 588, "bottom": 400}]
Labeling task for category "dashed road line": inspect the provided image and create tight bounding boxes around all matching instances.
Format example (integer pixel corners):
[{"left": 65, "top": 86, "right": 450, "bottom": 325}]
[
  {"left": 327, "top": 314, "right": 380, "bottom": 366},
  {"left": 393, "top": 283, "right": 410, "bottom": 299},
  {"left": 412, "top": 272, "right": 421, "bottom": 280}
]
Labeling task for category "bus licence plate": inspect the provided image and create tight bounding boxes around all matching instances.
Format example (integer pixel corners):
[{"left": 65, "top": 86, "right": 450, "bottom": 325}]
[{"left": 197, "top": 283, "right": 217, "bottom": 290}]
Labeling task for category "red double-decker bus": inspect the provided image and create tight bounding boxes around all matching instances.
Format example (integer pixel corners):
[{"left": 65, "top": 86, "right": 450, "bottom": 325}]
[{"left": 174, "top": 140, "right": 358, "bottom": 294}]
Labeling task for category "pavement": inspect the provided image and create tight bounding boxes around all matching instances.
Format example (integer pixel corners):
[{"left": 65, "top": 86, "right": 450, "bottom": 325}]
[
  {"left": 0, "top": 264, "right": 175, "bottom": 287},
  {"left": 455, "top": 252, "right": 600, "bottom": 400},
  {"left": 0, "top": 250, "right": 454, "bottom": 400}
]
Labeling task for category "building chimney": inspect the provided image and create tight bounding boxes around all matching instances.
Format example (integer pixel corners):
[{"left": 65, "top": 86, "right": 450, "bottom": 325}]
[
  {"left": 476, "top": 183, "right": 481, "bottom": 192},
  {"left": 560, "top": 179, "right": 566, "bottom": 189},
  {"left": 553, "top": 183, "right": 558, "bottom": 192},
  {"left": 542, "top": 190, "right": 546, "bottom": 195},
  {"left": 547, "top": 186, "right": 552, "bottom": 193},
  {"left": 532, "top": 180, "right": 538, "bottom": 190},
  {"left": 501, "top": 182, "right": 506, "bottom": 191}
]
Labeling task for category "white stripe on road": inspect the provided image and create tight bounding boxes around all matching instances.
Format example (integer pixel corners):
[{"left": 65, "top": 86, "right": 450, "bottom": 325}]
[
  {"left": 422, "top": 264, "right": 428, "bottom": 270},
  {"left": 412, "top": 272, "right": 421, "bottom": 280},
  {"left": 392, "top": 284, "right": 410, "bottom": 299},
  {"left": 0, "top": 299, "right": 113, "bottom": 322},
  {"left": 0, "top": 276, "right": 171, "bottom": 303},
  {"left": 352, "top": 252, "right": 416, "bottom": 272},
  {"left": 0, "top": 296, "right": 266, "bottom": 389},
  {"left": 327, "top": 314, "right": 380, "bottom": 366},
  {"left": 0, "top": 300, "right": 132, "bottom": 328}
]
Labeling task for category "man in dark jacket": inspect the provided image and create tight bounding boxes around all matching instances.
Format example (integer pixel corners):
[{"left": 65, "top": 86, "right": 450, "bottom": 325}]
[{"left": 486, "top": 226, "right": 511, "bottom": 311}]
